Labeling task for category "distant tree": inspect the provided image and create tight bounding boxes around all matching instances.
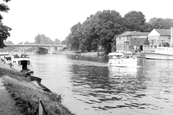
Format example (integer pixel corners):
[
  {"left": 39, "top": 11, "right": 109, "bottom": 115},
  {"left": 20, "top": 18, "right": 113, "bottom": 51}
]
[
  {"left": 61, "top": 38, "right": 68, "bottom": 45},
  {"left": 0, "top": 0, "right": 12, "bottom": 48},
  {"left": 149, "top": 17, "right": 173, "bottom": 29},
  {"left": 34, "top": 34, "right": 41, "bottom": 44},
  {"left": 4, "top": 40, "right": 13, "bottom": 44},
  {"left": 53, "top": 38, "right": 61, "bottom": 44},
  {"left": 34, "top": 34, "right": 53, "bottom": 44},
  {"left": 124, "top": 11, "right": 146, "bottom": 31},
  {"left": 24, "top": 41, "right": 33, "bottom": 44},
  {"left": 18, "top": 42, "right": 23, "bottom": 44},
  {"left": 67, "top": 23, "right": 82, "bottom": 50},
  {"left": 140, "top": 22, "right": 153, "bottom": 32}
]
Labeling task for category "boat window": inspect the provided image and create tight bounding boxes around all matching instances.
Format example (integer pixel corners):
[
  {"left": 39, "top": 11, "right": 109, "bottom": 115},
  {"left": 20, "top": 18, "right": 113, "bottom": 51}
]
[
  {"left": 18, "top": 61, "right": 21, "bottom": 65},
  {"left": 27, "top": 61, "right": 30, "bottom": 65}
]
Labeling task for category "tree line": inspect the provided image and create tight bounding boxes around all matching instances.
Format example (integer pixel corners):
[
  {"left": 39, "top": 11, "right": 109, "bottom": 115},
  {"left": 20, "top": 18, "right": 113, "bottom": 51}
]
[
  {"left": 64, "top": 10, "right": 173, "bottom": 54},
  {"left": 5, "top": 34, "right": 62, "bottom": 45},
  {"left": 1, "top": 2, "right": 173, "bottom": 53},
  {"left": 0, "top": 0, "right": 11, "bottom": 48}
]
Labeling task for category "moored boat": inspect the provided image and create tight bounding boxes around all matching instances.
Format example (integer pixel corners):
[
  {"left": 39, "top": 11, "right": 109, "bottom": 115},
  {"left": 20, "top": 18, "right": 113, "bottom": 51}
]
[
  {"left": 108, "top": 52, "right": 137, "bottom": 67},
  {"left": 3, "top": 55, "right": 12, "bottom": 64},
  {"left": 11, "top": 53, "right": 34, "bottom": 75},
  {"left": 0, "top": 52, "right": 9, "bottom": 59},
  {"left": 144, "top": 27, "right": 173, "bottom": 60},
  {"left": 144, "top": 47, "right": 173, "bottom": 60}
]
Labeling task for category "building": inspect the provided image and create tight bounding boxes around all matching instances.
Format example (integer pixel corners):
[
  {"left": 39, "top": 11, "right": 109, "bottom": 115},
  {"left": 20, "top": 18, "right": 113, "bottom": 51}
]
[
  {"left": 148, "top": 29, "right": 170, "bottom": 46},
  {"left": 115, "top": 31, "right": 149, "bottom": 52},
  {"left": 143, "top": 29, "right": 171, "bottom": 52}
]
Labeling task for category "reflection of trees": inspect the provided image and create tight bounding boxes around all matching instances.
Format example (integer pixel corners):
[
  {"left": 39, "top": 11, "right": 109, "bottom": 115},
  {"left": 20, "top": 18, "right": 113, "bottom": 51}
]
[
  {"left": 70, "top": 64, "right": 149, "bottom": 110},
  {"left": 71, "top": 64, "right": 110, "bottom": 89}
]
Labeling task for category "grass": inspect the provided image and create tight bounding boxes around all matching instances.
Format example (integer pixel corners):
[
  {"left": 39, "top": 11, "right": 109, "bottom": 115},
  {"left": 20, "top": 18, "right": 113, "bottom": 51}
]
[{"left": 0, "top": 63, "right": 75, "bottom": 115}]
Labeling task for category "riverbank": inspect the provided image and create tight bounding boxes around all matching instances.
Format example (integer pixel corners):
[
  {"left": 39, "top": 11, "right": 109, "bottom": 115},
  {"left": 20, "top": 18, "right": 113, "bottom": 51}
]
[
  {"left": 0, "top": 78, "right": 22, "bottom": 115},
  {"left": 0, "top": 61, "right": 75, "bottom": 115}
]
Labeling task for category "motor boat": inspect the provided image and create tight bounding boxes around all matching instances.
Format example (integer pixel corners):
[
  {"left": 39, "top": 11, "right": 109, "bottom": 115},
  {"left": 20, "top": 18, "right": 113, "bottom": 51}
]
[
  {"left": 11, "top": 53, "right": 34, "bottom": 75},
  {"left": 108, "top": 52, "right": 137, "bottom": 67}
]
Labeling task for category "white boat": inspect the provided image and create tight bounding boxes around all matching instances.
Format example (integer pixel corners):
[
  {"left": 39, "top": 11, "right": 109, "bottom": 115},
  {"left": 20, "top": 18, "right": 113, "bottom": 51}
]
[
  {"left": 11, "top": 54, "right": 34, "bottom": 75},
  {"left": 144, "top": 47, "right": 173, "bottom": 60},
  {"left": 3, "top": 55, "right": 12, "bottom": 64},
  {"left": 144, "top": 27, "right": 173, "bottom": 60},
  {"left": 0, "top": 52, "right": 9, "bottom": 59},
  {"left": 108, "top": 52, "right": 137, "bottom": 67}
]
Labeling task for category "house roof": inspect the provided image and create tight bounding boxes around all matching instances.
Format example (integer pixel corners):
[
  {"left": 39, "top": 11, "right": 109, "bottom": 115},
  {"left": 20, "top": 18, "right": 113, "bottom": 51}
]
[
  {"left": 117, "top": 31, "right": 149, "bottom": 37},
  {"left": 155, "top": 29, "right": 170, "bottom": 36},
  {"left": 118, "top": 31, "right": 134, "bottom": 36}
]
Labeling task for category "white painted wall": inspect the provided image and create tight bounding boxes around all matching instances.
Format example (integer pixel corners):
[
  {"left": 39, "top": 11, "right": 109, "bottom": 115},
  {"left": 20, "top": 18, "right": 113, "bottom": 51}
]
[{"left": 148, "top": 29, "right": 160, "bottom": 36}]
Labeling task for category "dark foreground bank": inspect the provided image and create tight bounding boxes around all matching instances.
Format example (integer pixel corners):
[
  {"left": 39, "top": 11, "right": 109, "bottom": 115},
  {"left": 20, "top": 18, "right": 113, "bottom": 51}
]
[{"left": 0, "top": 61, "right": 75, "bottom": 115}]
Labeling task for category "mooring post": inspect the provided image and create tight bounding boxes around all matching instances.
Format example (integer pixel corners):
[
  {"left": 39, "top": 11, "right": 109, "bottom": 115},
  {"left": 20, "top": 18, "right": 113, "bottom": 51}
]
[{"left": 39, "top": 98, "right": 43, "bottom": 115}]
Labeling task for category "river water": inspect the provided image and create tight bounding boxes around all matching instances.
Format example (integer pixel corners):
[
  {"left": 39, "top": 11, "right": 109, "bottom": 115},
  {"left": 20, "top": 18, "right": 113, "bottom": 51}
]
[{"left": 29, "top": 53, "right": 173, "bottom": 115}]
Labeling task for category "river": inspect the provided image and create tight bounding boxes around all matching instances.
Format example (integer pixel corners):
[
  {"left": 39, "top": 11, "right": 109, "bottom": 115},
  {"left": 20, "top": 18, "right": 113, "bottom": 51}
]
[{"left": 29, "top": 53, "right": 173, "bottom": 115}]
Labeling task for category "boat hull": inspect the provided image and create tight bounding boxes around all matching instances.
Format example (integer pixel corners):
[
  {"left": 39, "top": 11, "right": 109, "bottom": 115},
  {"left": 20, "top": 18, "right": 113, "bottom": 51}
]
[
  {"left": 144, "top": 52, "right": 173, "bottom": 60},
  {"left": 108, "top": 58, "right": 137, "bottom": 67}
]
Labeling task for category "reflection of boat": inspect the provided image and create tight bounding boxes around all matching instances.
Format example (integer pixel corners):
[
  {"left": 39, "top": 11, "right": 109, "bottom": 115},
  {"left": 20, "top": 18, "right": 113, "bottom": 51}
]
[
  {"left": 108, "top": 52, "right": 137, "bottom": 67},
  {"left": 109, "top": 66, "right": 137, "bottom": 76},
  {"left": 11, "top": 54, "right": 34, "bottom": 75}
]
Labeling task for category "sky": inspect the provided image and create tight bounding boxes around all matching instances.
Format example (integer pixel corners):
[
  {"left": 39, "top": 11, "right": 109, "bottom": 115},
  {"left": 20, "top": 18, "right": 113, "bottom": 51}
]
[{"left": 2, "top": 0, "right": 173, "bottom": 44}]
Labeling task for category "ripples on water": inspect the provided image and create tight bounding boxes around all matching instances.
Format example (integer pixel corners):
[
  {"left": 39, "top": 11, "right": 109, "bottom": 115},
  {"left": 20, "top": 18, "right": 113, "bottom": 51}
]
[{"left": 30, "top": 54, "right": 173, "bottom": 115}]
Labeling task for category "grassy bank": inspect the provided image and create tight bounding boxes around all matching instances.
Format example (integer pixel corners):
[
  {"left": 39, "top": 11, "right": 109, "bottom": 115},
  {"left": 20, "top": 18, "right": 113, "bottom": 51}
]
[{"left": 0, "top": 63, "right": 75, "bottom": 115}]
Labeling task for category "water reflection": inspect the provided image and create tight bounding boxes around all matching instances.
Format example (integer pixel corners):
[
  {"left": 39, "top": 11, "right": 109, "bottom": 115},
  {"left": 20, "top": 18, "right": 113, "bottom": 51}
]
[
  {"left": 69, "top": 63, "right": 150, "bottom": 113},
  {"left": 30, "top": 54, "right": 173, "bottom": 115},
  {"left": 109, "top": 66, "right": 137, "bottom": 76}
]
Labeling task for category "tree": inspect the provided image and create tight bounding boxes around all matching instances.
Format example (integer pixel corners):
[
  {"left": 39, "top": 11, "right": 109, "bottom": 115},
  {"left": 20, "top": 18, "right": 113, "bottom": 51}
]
[
  {"left": 67, "top": 23, "right": 82, "bottom": 50},
  {"left": 24, "top": 41, "right": 33, "bottom": 44},
  {"left": 4, "top": 40, "right": 13, "bottom": 44},
  {"left": 0, "top": 0, "right": 11, "bottom": 48},
  {"left": 94, "top": 10, "right": 123, "bottom": 54},
  {"left": 18, "top": 42, "right": 23, "bottom": 44},
  {"left": 67, "top": 10, "right": 124, "bottom": 54},
  {"left": 149, "top": 17, "right": 173, "bottom": 29},
  {"left": 53, "top": 38, "right": 61, "bottom": 44},
  {"left": 140, "top": 22, "right": 153, "bottom": 32},
  {"left": 34, "top": 34, "right": 52, "bottom": 44},
  {"left": 124, "top": 11, "right": 146, "bottom": 31},
  {"left": 61, "top": 38, "right": 68, "bottom": 45}
]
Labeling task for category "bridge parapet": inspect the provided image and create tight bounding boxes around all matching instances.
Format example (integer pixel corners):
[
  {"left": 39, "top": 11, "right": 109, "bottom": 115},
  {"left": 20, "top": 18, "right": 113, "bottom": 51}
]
[
  {"left": 5, "top": 44, "right": 66, "bottom": 48},
  {"left": 5, "top": 44, "right": 67, "bottom": 53}
]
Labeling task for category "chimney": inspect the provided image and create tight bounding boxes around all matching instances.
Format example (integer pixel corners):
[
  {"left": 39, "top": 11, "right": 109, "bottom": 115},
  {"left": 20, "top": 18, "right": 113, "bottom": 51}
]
[{"left": 171, "top": 27, "right": 173, "bottom": 47}]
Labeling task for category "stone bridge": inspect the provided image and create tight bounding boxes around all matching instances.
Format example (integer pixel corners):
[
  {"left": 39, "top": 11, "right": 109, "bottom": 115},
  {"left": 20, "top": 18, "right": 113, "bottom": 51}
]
[{"left": 5, "top": 44, "right": 67, "bottom": 53}]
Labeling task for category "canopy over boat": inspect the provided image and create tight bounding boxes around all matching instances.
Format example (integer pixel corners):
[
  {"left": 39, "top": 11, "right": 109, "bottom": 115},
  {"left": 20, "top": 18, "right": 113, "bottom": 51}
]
[{"left": 108, "top": 52, "right": 124, "bottom": 56}]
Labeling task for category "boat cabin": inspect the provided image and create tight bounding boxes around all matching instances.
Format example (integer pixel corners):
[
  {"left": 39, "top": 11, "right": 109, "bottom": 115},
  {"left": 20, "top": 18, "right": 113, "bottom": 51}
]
[
  {"left": 4, "top": 56, "right": 12, "bottom": 64},
  {"left": 108, "top": 52, "right": 124, "bottom": 59},
  {"left": 12, "top": 59, "right": 31, "bottom": 70}
]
